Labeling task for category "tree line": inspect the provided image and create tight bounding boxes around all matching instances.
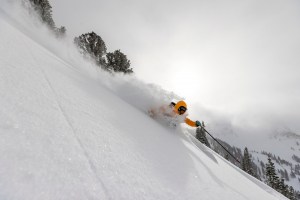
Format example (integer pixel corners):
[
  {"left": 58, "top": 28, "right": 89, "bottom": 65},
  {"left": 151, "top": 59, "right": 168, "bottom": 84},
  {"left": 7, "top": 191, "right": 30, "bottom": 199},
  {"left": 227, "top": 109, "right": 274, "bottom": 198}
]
[
  {"left": 265, "top": 156, "right": 298, "bottom": 199},
  {"left": 27, "top": 0, "right": 66, "bottom": 37},
  {"left": 27, "top": 0, "right": 133, "bottom": 74},
  {"left": 74, "top": 32, "right": 133, "bottom": 74},
  {"left": 195, "top": 125, "right": 299, "bottom": 200}
]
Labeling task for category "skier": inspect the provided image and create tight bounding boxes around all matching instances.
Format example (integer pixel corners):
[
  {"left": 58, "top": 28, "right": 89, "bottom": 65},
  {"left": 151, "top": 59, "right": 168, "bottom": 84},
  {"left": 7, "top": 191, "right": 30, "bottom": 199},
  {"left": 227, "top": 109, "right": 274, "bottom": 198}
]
[{"left": 149, "top": 100, "right": 201, "bottom": 127}]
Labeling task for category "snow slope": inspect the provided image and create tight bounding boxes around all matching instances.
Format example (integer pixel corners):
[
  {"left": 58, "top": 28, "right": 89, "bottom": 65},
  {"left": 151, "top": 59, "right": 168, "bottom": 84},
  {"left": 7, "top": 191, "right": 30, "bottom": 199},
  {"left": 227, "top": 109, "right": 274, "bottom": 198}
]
[
  {"left": 209, "top": 122, "right": 300, "bottom": 190},
  {"left": 0, "top": 3, "right": 287, "bottom": 200}
]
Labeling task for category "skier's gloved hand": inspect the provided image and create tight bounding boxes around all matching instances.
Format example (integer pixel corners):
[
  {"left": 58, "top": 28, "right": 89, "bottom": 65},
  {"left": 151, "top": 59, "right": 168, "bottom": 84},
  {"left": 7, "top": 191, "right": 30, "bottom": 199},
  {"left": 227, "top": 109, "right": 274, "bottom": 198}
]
[{"left": 195, "top": 120, "right": 201, "bottom": 127}]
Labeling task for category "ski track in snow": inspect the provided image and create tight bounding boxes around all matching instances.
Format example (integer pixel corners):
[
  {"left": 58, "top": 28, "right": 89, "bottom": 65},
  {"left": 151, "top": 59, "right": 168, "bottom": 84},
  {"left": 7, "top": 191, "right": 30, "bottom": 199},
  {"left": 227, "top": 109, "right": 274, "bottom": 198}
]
[{"left": 36, "top": 55, "right": 112, "bottom": 199}]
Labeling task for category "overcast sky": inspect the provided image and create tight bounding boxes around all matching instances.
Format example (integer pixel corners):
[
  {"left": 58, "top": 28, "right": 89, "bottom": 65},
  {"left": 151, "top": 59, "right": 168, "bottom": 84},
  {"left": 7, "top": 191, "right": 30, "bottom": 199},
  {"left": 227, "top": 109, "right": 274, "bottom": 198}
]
[{"left": 51, "top": 0, "right": 300, "bottom": 134}]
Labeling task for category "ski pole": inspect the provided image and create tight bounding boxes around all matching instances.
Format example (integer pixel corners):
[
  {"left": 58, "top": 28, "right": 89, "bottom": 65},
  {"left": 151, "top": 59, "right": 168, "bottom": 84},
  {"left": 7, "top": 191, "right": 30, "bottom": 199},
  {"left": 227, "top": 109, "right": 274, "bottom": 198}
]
[{"left": 200, "top": 126, "right": 241, "bottom": 164}]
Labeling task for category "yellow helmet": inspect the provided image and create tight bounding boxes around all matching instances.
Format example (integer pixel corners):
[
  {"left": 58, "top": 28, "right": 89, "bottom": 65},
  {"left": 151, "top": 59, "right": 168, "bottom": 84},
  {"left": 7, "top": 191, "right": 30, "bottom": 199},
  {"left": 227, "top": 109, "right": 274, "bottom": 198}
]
[{"left": 174, "top": 100, "right": 187, "bottom": 115}]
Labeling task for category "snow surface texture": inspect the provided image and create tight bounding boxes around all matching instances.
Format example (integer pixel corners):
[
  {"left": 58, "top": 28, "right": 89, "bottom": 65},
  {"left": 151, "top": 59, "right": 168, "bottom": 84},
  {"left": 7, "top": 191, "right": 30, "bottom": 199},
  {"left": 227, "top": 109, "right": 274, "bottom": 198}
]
[
  {"left": 5, "top": 1, "right": 299, "bottom": 191},
  {"left": 0, "top": 2, "right": 287, "bottom": 200}
]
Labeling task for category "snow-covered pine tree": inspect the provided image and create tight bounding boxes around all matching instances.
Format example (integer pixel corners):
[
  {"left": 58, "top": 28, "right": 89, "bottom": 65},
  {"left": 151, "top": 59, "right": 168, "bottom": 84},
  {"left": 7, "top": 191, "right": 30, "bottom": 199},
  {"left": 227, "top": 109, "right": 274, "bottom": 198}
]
[
  {"left": 106, "top": 50, "right": 133, "bottom": 74},
  {"left": 195, "top": 121, "right": 210, "bottom": 148},
  {"left": 263, "top": 157, "right": 297, "bottom": 200},
  {"left": 282, "top": 182, "right": 289, "bottom": 198},
  {"left": 278, "top": 178, "right": 286, "bottom": 194},
  {"left": 273, "top": 171, "right": 280, "bottom": 191},
  {"left": 288, "top": 186, "right": 296, "bottom": 200},
  {"left": 28, "top": 0, "right": 55, "bottom": 29},
  {"left": 266, "top": 156, "right": 277, "bottom": 188},
  {"left": 26, "top": 0, "right": 66, "bottom": 36},
  {"left": 242, "top": 147, "right": 254, "bottom": 176},
  {"left": 74, "top": 32, "right": 107, "bottom": 66}
]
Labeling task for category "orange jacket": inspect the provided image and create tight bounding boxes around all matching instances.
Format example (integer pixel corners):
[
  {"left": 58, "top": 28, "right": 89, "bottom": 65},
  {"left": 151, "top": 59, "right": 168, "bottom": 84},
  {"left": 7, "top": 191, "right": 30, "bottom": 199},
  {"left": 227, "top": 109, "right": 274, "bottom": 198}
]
[
  {"left": 150, "top": 103, "right": 197, "bottom": 127},
  {"left": 185, "top": 117, "right": 197, "bottom": 127},
  {"left": 172, "top": 101, "right": 197, "bottom": 127}
]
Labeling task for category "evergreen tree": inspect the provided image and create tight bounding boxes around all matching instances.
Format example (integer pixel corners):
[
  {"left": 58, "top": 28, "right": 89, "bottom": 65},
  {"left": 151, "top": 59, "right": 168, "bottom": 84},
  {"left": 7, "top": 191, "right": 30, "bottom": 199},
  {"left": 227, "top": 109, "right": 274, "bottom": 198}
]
[
  {"left": 74, "top": 32, "right": 107, "bottom": 66},
  {"left": 74, "top": 33, "right": 134, "bottom": 74},
  {"left": 266, "top": 156, "right": 277, "bottom": 188},
  {"left": 278, "top": 178, "right": 285, "bottom": 194},
  {"left": 195, "top": 121, "right": 210, "bottom": 148},
  {"left": 106, "top": 50, "right": 133, "bottom": 74},
  {"left": 29, "top": 0, "right": 55, "bottom": 28},
  {"left": 263, "top": 157, "right": 298, "bottom": 199},
  {"left": 282, "top": 183, "right": 289, "bottom": 198},
  {"left": 242, "top": 147, "right": 254, "bottom": 176},
  {"left": 27, "top": 0, "right": 66, "bottom": 34},
  {"left": 288, "top": 186, "right": 296, "bottom": 200},
  {"left": 273, "top": 170, "right": 280, "bottom": 191}
]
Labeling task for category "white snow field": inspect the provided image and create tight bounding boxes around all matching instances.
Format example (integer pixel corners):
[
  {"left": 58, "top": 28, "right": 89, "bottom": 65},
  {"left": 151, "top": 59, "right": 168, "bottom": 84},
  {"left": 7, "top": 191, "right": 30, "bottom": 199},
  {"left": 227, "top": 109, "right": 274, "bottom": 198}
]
[{"left": 0, "top": 3, "right": 287, "bottom": 200}]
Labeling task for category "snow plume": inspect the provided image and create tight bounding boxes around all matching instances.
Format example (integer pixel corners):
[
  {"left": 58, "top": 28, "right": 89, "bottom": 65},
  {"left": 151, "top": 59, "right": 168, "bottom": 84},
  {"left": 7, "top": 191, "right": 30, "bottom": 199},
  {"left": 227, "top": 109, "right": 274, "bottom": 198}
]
[
  {"left": 0, "top": 0, "right": 182, "bottom": 113},
  {"left": 100, "top": 74, "right": 183, "bottom": 112}
]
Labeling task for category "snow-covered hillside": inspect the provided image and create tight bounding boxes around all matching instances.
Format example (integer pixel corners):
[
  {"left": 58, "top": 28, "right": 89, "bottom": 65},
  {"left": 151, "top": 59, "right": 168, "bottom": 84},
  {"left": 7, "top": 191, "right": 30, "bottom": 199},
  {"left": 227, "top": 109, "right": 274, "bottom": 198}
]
[
  {"left": 0, "top": 2, "right": 288, "bottom": 200},
  {"left": 211, "top": 124, "right": 300, "bottom": 191},
  {"left": 251, "top": 132, "right": 300, "bottom": 190}
]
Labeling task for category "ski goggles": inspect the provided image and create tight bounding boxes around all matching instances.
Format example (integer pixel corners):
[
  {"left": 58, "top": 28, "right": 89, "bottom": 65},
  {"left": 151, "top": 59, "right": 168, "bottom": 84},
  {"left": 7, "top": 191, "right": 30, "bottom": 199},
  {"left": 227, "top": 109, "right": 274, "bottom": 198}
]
[{"left": 178, "top": 106, "right": 187, "bottom": 114}]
